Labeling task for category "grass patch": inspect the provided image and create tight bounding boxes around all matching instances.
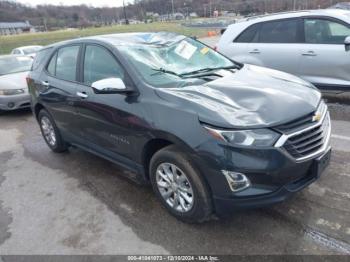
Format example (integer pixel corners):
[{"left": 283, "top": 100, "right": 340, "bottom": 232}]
[{"left": 0, "top": 22, "right": 207, "bottom": 55}]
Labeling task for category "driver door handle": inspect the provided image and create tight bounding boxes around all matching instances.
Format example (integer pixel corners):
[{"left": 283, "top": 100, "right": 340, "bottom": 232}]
[
  {"left": 302, "top": 51, "right": 317, "bottom": 57},
  {"left": 76, "top": 91, "right": 88, "bottom": 99},
  {"left": 249, "top": 49, "right": 261, "bottom": 54}
]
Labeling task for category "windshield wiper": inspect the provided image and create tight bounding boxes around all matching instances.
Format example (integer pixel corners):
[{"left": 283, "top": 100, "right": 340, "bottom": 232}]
[
  {"left": 180, "top": 65, "right": 237, "bottom": 77},
  {"left": 151, "top": 68, "right": 183, "bottom": 78}
]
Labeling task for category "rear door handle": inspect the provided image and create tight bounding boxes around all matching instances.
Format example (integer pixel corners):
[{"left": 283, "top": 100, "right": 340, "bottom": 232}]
[
  {"left": 302, "top": 51, "right": 317, "bottom": 57},
  {"left": 41, "top": 81, "right": 49, "bottom": 87},
  {"left": 76, "top": 91, "right": 88, "bottom": 99},
  {"left": 249, "top": 49, "right": 261, "bottom": 54}
]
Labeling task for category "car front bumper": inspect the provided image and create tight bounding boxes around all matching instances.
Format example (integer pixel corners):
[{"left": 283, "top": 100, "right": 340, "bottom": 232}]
[
  {"left": 0, "top": 93, "right": 31, "bottom": 111},
  {"left": 193, "top": 140, "right": 331, "bottom": 216},
  {"left": 213, "top": 148, "right": 331, "bottom": 216}
]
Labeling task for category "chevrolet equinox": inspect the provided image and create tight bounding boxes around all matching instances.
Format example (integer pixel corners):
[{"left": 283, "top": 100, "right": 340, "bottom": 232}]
[{"left": 28, "top": 33, "right": 331, "bottom": 223}]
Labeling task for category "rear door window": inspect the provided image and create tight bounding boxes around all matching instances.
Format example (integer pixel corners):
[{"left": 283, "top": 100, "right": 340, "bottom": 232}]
[
  {"left": 55, "top": 46, "right": 80, "bottom": 82},
  {"left": 258, "top": 19, "right": 300, "bottom": 43}
]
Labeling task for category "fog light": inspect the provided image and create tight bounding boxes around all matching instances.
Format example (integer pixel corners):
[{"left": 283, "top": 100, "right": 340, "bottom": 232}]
[
  {"left": 7, "top": 102, "right": 15, "bottom": 108},
  {"left": 222, "top": 170, "right": 251, "bottom": 192}
]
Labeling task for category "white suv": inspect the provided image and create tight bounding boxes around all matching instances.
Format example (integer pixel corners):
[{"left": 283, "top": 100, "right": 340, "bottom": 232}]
[{"left": 217, "top": 9, "right": 350, "bottom": 91}]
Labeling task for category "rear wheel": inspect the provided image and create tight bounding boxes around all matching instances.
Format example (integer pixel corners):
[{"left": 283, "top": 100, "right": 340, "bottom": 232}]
[
  {"left": 150, "top": 145, "right": 213, "bottom": 223},
  {"left": 38, "top": 109, "right": 68, "bottom": 153}
]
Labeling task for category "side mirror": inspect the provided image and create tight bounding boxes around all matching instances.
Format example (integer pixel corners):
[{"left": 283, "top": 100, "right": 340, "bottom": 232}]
[
  {"left": 345, "top": 36, "right": 350, "bottom": 52},
  {"left": 91, "top": 78, "right": 128, "bottom": 94}
]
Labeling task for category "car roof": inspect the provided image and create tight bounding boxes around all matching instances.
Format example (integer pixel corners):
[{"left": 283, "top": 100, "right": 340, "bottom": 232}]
[
  {"left": 0, "top": 54, "right": 32, "bottom": 59},
  {"left": 46, "top": 32, "right": 187, "bottom": 49},
  {"left": 237, "top": 9, "right": 350, "bottom": 24},
  {"left": 15, "top": 45, "right": 43, "bottom": 50}
]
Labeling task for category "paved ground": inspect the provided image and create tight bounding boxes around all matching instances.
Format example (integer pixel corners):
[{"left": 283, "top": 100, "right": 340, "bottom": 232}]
[
  {"left": 200, "top": 36, "right": 220, "bottom": 48},
  {"left": 0, "top": 103, "right": 349, "bottom": 255}
]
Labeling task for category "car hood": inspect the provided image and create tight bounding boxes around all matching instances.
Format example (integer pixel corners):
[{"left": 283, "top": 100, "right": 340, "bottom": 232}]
[
  {"left": 0, "top": 71, "right": 29, "bottom": 90},
  {"left": 155, "top": 65, "right": 321, "bottom": 129}
]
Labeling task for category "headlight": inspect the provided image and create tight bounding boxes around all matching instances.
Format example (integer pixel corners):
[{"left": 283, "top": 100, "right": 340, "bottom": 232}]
[
  {"left": 0, "top": 89, "right": 25, "bottom": 96},
  {"left": 204, "top": 126, "right": 280, "bottom": 147}
]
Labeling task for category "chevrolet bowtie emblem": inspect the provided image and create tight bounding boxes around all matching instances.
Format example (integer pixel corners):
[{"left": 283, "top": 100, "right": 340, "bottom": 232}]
[{"left": 312, "top": 113, "right": 322, "bottom": 122}]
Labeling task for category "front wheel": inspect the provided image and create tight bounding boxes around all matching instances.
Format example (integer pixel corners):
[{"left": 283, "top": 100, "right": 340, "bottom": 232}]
[
  {"left": 38, "top": 109, "right": 68, "bottom": 153},
  {"left": 149, "top": 145, "right": 213, "bottom": 223}
]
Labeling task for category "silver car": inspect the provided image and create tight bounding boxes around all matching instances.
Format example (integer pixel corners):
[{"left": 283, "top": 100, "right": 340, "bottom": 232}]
[
  {"left": 0, "top": 55, "right": 33, "bottom": 112},
  {"left": 217, "top": 9, "right": 350, "bottom": 91}
]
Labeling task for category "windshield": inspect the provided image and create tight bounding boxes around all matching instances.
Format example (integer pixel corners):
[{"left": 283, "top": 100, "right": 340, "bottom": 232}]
[
  {"left": 23, "top": 47, "right": 41, "bottom": 55},
  {"left": 118, "top": 37, "right": 237, "bottom": 88},
  {"left": 0, "top": 56, "right": 33, "bottom": 75}
]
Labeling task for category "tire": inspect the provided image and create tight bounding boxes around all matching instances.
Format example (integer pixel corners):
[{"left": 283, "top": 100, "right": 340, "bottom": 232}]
[
  {"left": 38, "top": 109, "right": 68, "bottom": 153},
  {"left": 149, "top": 145, "right": 213, "bottom": 223}
]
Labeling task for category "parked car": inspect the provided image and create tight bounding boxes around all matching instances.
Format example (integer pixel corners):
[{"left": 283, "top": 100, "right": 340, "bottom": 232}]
[
  {"left": 11, "top": 45, "right": 43, "bottom": 58},
  {"left": 217, "top": 9, "right": 350, "bottom": 91},
  {"left": 28, "top": 33, "right": 331, "bottom": 222},
  {"left": 0, "top": 55, "right": 33, "bottom": 112},
  {"left": 330, "top": 2, "right": 350, "bottom": 10}
]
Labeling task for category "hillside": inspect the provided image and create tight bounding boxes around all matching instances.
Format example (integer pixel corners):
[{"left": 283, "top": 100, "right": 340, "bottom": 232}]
[{"left": 0, "top": 0, "right": 344, "bottom": 29}]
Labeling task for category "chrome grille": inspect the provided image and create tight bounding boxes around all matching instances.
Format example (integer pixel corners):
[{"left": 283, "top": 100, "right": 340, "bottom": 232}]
[
  {"left": 274, "top": 101, "right": 331, "bottom": 161},
  {"left": 283, "top": 113, "right": 330, "bottom": 159}
]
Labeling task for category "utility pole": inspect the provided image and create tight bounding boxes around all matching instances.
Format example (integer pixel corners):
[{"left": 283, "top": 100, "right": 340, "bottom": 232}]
[
  {"left": 209, "top": 0, "right": 212, "bottom": 18},
  {"left": 171, "top": 0, "right": 175, "bottom": 20},
  {"left": 293, "top": 0, "right": 296, "bottom": 10},
  {"left": 123, "top": 0, "right": 129, "bottom": 25}
]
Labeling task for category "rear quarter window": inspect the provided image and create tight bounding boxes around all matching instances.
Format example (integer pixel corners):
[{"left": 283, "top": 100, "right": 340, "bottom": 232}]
[
  {"left": 235, "top": 24, "right": 260, "bottom": 43},
  {"left": 32, "top": 48, "right": 53, "bottom": 71}
]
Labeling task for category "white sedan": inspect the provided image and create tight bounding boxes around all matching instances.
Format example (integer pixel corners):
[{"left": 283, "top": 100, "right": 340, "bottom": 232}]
[
  {"left": 11, "top": 45, "right": 43, "bottom": 58},
  {"left": 0, "top": 55, "right": 33, "bottom": 112}
]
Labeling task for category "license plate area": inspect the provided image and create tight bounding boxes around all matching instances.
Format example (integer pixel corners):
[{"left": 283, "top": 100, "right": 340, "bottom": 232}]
[{"left": 312, "top": 149, "right": 331, "bottom": 178}]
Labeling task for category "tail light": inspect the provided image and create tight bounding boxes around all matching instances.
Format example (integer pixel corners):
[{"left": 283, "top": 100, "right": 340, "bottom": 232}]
[{"left": 26, "top": 76, "right": 34, "bottom": 88}]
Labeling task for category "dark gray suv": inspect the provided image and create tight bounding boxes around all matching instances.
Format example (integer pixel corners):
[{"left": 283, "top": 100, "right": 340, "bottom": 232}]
[{"left": 27, "top": 32, "right": 331, "bottom": 223}]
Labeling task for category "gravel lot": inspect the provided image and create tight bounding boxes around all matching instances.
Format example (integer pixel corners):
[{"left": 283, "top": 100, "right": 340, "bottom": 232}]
[{"left": 0, "top": 102, "right": 349, "bottom": 255}]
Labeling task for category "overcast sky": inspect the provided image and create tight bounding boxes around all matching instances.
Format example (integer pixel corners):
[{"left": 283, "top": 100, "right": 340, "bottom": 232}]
[{"left": 15, "top": 0, "right": 133, "bottom": 7}]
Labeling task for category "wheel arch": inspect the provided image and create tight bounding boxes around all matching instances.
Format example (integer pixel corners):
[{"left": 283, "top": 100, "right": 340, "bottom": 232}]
[
  {"left": 141, "top": 132, "right": 196, "bottom": 180},
  {"left": 34, "top": 103, "right": 45, "bottom": 120},
  {"left": 141, "top": 133, "right": 213, "bottom": 199}
]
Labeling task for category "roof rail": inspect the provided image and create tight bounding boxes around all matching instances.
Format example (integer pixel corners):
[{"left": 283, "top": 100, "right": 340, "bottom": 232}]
[{"left": 244, "top": 10, "right": 310, "bottom": 21}]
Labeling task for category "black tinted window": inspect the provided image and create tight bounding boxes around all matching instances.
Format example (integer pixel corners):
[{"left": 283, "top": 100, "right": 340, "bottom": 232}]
[
  {"left": 55, "top": 46, "right": 79, "bottom": 81},
  {"left": 83, "top": 45, "right": 124, "bottom": 85},
  {"left": 259, "top": 19, "right": 299, "bottom": 43},
  {"left": 305, "top": 19, "right": 350, "bottom": 44},
  {"left": 32, "top": 48, "right": 52, "bottom": 71},
  {"left": 235, "top": 24, "right": 260, "bottom": 43}
]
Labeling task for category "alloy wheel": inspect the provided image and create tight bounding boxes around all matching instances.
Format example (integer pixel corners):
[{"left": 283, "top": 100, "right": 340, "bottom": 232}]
[
  {"left": 41, "top": 116, "right": 57, "bottom": 147},
  {"left": 156, "top": 163, "right": 194, "bottom": 212}
]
